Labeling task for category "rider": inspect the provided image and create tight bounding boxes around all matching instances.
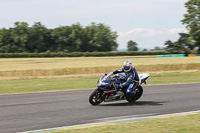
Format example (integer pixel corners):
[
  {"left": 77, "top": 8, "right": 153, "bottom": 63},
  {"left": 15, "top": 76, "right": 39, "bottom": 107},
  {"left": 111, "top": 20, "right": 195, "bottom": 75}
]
[{"left": 106, "top": 60, "right": 139, "bottom": 97}]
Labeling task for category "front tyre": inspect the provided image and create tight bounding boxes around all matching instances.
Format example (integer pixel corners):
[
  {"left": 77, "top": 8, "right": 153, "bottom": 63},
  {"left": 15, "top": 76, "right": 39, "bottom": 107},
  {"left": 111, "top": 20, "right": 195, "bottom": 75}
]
[{"left": 89, "top": 89, "right": 104, "bottom": 106}]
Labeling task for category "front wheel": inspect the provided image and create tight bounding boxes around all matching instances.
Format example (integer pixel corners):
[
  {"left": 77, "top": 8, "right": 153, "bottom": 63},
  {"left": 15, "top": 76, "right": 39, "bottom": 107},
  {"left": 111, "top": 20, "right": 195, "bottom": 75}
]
[{"left": 89, "top": 89, "right": 104, "bottom": 106}]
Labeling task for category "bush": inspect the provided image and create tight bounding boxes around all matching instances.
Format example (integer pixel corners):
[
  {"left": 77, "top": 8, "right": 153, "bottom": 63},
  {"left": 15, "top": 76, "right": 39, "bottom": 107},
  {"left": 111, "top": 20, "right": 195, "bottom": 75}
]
[{"left": 0, "top": 51, "right": 184, "bottom": 58}]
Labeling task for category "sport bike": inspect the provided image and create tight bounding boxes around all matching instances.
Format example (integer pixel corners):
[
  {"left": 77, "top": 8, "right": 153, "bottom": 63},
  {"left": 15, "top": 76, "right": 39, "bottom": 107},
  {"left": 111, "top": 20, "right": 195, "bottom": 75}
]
[{"left": 89, "top": 72, "right": 150, "bottom": 105}]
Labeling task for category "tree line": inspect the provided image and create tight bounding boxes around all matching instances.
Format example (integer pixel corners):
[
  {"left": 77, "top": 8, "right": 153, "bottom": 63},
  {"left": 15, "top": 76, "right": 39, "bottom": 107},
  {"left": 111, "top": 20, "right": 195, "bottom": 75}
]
[
  {"left": 165, "top": 0, "right": 200, "bottom": 53},
  {"left": 1, "top": 0, "right": 199, "bottom": 54},
  {"left": 127, "top": 0, "right": 200, "bottom": 53},
  {"left": 0, "top": 22, "right": 118, "bottom": 53}
]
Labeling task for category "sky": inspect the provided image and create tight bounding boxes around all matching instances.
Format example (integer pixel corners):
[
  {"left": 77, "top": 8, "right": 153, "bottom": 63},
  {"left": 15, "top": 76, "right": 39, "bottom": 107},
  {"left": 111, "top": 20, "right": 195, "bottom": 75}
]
[{"left": 0, "top": 0, "right": 189, "bottom": 50}]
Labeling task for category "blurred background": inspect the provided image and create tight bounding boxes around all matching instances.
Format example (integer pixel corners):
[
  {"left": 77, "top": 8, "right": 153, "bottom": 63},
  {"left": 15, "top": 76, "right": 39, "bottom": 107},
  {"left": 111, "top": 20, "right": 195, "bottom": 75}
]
[{"left": 0, "top": 0, "right": 199, "bottom": 92}]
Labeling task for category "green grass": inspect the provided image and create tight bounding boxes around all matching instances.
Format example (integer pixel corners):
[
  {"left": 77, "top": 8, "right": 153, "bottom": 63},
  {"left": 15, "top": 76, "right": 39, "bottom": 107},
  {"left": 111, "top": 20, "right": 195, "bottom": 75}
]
[
  {"left": 0, "top": 76, "right": 97, "bottom": 94},
  {"left": 0, "top": 72, "right": 199, "bottom": 94},
  {"left": 51, "top": 113, "right": 200, "bottom": 133},
  {"left": 148, "top": 71, "right": 200, "bottom": 84}
]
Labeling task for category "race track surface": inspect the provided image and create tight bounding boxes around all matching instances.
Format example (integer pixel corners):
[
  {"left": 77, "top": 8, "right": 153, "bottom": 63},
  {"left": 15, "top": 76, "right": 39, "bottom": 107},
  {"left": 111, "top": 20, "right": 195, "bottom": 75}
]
[{"left": 0, "top": 83, "right": 200, "bottom": 133}]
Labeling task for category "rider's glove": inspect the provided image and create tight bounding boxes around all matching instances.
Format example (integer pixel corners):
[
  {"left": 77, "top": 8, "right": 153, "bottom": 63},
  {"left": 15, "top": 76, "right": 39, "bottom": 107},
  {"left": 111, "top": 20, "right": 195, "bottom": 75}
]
[{"left": 104, "top": 72, "right": 114, "bottom": 80}]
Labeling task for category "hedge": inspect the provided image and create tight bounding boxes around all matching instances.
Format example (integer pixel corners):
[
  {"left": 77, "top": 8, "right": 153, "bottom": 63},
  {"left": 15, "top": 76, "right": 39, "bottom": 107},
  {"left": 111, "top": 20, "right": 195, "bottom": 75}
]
[{"left": 0, "top": 51, "right": 185, "bottom": 58}]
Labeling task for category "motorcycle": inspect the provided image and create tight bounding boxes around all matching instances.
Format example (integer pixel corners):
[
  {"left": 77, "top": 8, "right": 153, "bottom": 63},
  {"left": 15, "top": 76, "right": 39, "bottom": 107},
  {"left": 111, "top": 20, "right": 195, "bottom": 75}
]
[{"left": 89, "top": 72, "right": 150, "bottom": 105}]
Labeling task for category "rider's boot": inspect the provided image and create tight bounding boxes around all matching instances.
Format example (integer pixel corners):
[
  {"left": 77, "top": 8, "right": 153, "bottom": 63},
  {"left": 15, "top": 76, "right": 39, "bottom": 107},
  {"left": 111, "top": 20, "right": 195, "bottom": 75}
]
[{"left": 132, "top": 81, "right": 139, "bottom": 95}]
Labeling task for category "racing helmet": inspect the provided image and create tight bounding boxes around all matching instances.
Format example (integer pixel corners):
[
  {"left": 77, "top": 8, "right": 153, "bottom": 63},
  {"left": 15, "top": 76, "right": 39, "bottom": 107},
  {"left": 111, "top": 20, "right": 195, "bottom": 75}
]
[{"left": 123, "top": 60, "right": 133, "bottom": 72}]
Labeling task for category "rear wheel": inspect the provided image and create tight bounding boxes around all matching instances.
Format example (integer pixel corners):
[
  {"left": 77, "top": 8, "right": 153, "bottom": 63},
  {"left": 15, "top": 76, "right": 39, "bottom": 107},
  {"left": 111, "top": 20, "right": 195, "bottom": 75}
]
[
  {"left": 89, "top": 89, "right": 104, "bottom": 106},
  {"left": 126, "top": 85, "right": 143, "bottom": 103},
  {"left": 126, "top": 94, "right": 135, "bottom": 103},
  {"left": 135, "top": 85, "right": 143, "bottom": 101}
]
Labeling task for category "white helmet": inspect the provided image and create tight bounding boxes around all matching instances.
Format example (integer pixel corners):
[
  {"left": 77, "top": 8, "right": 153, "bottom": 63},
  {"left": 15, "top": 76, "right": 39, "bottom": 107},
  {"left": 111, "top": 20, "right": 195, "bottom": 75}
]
[{"left": 123, "top": 60, "right": 133, "bottom": 72}]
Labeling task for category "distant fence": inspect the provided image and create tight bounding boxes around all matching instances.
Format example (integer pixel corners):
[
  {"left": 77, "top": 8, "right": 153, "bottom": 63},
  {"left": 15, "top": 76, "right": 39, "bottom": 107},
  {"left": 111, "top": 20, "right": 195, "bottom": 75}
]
[
  {"left": 157, "top": 54, "right": 185, "bottom": 58},
  {"left": 157, "top": 54, "right": 200, "bottom": 58}
]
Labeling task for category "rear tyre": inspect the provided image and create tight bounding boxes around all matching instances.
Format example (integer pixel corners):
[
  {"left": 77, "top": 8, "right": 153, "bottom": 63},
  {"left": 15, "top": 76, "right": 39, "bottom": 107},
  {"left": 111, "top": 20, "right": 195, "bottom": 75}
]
[
  {"left": 89, "top": 89, "right": 104, "bottom": 106},
  {"left": 126, "top": 85, "right": 143, "bottom": 103},
  {"left": 134, "top": 85, "right": 143, "bottom": 101},
  {"left": 126, "top": 93, "right": 135, "bottom": 103}
]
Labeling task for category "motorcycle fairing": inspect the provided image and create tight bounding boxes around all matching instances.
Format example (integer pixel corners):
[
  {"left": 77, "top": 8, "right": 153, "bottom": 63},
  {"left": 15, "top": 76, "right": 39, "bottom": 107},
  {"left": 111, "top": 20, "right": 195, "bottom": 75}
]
[{"left": 139, "top": 73, "right": 150, "bottom": 85}]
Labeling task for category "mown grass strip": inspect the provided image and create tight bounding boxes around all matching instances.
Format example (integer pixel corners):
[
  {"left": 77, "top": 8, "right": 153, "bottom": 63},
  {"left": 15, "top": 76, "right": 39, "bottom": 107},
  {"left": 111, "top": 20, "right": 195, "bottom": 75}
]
[
  {"left": 0, "top": 63, "right": 200, "bottom": 79},
  {"left": 0, "top": 72, "right": 199, "bottom": 94},
  {"left": 49, "top": 113, "right": 200, "bottom": 133},
  {"left": 1, "top": 56, "right": 200, "bottom": 79},
  {"left": 1, "top": 56, "right": 200, "bottom": 71}
]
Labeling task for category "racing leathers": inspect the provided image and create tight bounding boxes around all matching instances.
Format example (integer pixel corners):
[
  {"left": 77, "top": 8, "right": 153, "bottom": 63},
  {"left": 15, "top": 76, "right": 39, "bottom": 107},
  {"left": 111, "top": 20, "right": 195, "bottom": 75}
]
[{"left": 112, "top": 66, "right": 139, "bottom": 96}]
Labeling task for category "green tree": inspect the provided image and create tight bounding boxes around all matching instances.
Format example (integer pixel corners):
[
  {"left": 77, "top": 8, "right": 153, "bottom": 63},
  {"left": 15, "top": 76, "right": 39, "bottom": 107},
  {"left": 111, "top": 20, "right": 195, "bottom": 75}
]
[
  {"left": 28, "top": 22, "right": 52, "bottom": 52},
  {"left": 165, "top": 40, "right": 175, "bottom": 52},
  {"left": 182, "top": 0, "right": 200, "bottom": 53},
  {"left": 83, "top": 23, "right": 118, "bottom": 52},
  {"left": 165, "top": 40, "right": 184, "bottom": 52},
  {"left": 51, "top": 23, "right": 118, "bottom": 52},
  {"left": 51, "top": 25, "right": 71, "bottom": 52},
  {"left": 153, "top": 46, "right": 161, "bottom": 51},
  {"left": 143, "top": 48, "right": 148, "bottom": 51},
  {"left": 51, "top": 23, "right": 84, "bottom": 52},
  {"left": 9, "top": 22, "right": 29, "bottom": 52},
  {"left": 69, "top": 23, "right": 84, "bottom": 52},
  {"left": 127, "top": 40, "right": 138, "bottom": 51},
  {"left": 0, "top": 22, "right": 118, "bottom": 53},
  {"left": 0, "top": 28, "right": 12, "bottom": 52},
  {"left": 52, "top": 25, "right": 69, "bottom": 52},
  {"left": 165, "top": 32, "right": 195, "bottom": 53},
  {"left": 177, "top": 33, "right": 195, "bottom": 51}
]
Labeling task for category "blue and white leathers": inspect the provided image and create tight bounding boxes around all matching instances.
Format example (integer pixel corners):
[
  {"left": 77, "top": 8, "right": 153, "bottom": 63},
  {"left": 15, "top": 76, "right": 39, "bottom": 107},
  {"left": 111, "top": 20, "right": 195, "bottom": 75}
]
[{"left": 113, "top": 66, "right": 139, "bottom": 95}]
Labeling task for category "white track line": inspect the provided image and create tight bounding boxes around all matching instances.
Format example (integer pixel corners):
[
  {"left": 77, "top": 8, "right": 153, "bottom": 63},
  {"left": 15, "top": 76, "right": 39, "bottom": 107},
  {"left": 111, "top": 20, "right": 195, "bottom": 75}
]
[{"left": 18, "top": 110, "right": 200, "bottom": 133}]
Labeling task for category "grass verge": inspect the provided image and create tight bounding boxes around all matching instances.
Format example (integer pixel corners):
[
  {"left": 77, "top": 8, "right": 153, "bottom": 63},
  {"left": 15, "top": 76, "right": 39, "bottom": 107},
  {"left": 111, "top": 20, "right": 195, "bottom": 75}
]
[
  {"left": 0, "top": 71, "right": 199, "bottom": 94},
  {"left": 50, "top": 113, "right": 200, "bottom": 133}
]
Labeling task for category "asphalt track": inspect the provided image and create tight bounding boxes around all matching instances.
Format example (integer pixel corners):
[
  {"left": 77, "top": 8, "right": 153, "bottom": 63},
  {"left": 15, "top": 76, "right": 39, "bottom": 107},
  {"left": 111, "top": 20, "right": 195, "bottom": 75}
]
[{"left": 0, "top": 83, "right": 200, "bottom": 133}]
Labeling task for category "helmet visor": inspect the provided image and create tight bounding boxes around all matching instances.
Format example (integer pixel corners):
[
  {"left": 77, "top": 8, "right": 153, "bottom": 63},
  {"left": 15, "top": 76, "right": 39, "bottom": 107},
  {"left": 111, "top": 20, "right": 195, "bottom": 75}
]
[{"left": 123, "top": 66, "right": 130, "bottom": 71}]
